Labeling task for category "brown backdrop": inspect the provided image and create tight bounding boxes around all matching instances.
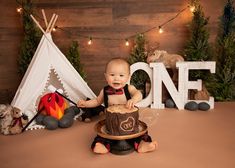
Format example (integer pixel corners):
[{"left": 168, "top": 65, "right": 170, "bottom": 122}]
[{"left": 0, "top": 0, "right": 227, "bottom": 103}]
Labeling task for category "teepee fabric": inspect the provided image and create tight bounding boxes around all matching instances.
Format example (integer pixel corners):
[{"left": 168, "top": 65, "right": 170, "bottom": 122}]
[{"left": 11, "top": 33, "right": 96, "bottom": 129}]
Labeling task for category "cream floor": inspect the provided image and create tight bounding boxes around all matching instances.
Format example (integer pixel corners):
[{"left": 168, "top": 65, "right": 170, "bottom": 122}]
[{"left": 0, "top": 102, "right": 235, "bottom": 168}]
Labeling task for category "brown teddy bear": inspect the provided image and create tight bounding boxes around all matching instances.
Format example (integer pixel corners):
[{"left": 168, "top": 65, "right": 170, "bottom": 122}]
[
  {"left": 9, "top": 107, "right": 28, "bottom": 135},
  {"left": 190, "top": 83, "right": 210, "bottom": 101}
]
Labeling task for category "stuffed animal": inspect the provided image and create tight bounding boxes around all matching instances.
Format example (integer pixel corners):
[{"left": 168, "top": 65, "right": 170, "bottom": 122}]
[
  {"left": 194, "top": 83, "right": 210, "bottom": 100},
  {"left": 0, "top": 104, "right": 13, "bottom": 135},
  {"left": 189, "top": 83, "right": 210, "bottom": 100},
  {"left": 147, "top": 50, "right": 184, "bottom": 81},
  {"left": 9, "top": 107, "right": 28, "bottom": 134},
  {"left": 79, "top": 105, "right": 105, "bottom": 122},
  {"left": 79, "top": 98, "right": 105, "bottom": 122}
]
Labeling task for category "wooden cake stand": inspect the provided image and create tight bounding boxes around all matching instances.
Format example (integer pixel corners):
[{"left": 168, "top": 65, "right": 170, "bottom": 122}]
[{"left": 95, "top": 120, "right": 148, "bottom": 155}]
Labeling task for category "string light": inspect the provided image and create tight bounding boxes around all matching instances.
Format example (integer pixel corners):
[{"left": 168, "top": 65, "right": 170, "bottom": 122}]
[
  {"left": 88, "top": 37, "right": 92, "bottom": 45},
  {"left": 158, "top": 26, "right": 163, "bottom": 34},
  {"left": 52, "top": 26, "right": 57, "bottom": 32},
  {"left": 190, "top": 5, "right": 195, "bottom": 12},
  {"left": 125, "top": 39, "right": 129, "bottom": 46},
  {"left": 16, "top": 7, "right": 22, "bottom": 13},
  {"left": 16, "top": 0, "right": 191, "bottom": 45}
]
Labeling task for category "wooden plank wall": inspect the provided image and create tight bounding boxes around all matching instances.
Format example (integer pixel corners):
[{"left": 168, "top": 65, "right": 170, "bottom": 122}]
[
  {"left": 0, "top": 0, "right": 23, "bottom": 103},
  {"left": 0, "top": 0, "right": 227, "bottom": 103}
]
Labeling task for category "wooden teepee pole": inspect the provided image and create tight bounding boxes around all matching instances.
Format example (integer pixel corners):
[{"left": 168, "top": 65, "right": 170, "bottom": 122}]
[
  {"left": 41, "top": 9, "right": 48, "bottom": 27},
  {"left": 46, "top": 13, "right": 56, "bottom": 33},
  {"left": 49, "top": 14, "right": 58, "bottom": 33},
  {"left": 30, "top": 14, "right": 46, "bottom": 34}
]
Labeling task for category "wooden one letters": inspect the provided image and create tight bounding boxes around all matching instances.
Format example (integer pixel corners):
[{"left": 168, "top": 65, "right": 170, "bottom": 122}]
[{"left": 130, "top": 62, "right": 216, "bottom": 110}]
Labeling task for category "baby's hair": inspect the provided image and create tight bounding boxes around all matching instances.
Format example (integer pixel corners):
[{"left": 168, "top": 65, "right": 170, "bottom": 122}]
[{"left": 105, "top": 57, "right": 130, "bottom": 73}]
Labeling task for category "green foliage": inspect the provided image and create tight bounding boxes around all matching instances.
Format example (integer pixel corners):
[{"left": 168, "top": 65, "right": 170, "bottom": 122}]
[
  {"left": 128, "top": 34, "right": 148, "bottom": 92},
  {"left": 66, "top": 41, "right": 86, "bottom": 80},
  {"left": 189, "top": 0, "right": 200, "bottom": 9},
  {"left": 210, "top": 0, "right": 235, "bottom": 101},
  {"left": 18, "top": 0, "right": 42, "bottom": 76},
  {"left": 217, "top": 0, "right": 235, "bottom": 40},
  {"left": 184, "top": 0, "right": 212, "bottom": 81}
]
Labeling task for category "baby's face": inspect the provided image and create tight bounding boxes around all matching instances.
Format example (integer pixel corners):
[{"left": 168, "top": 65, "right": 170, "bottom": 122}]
[{"left": 105, "top": 62, "right": 130, "bottom": 89}]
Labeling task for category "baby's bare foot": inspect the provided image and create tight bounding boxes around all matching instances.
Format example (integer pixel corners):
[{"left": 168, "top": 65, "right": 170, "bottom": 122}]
[
  {"left": 137, "top": 141, "right": 158, "bottom": 153},
  {"left": 93, "top": 143, "right": 109, "bottom": 154}
]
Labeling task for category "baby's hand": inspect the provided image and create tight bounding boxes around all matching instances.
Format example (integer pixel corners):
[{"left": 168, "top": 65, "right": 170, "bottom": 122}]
[
  {"left": 77, "top": 100, "right": 86, "bottom": 108},
  {"left": 126, "top": 99, "right": 135, "bottom": 109}
]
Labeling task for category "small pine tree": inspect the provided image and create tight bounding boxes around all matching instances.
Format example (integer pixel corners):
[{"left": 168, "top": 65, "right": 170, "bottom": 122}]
[
  {"left": 128, "top": 34, "right": 148, "bottom": 94},
  {"left": 211, "top": 0, "right": 235, "bottom": 101},
  {"left": 18, "top": 0, "right": 42, "bottom": 76},
  {"left": 66, "top": 41, "right": 86, "bottom": 80},
  {"left": 184, "top": 0, "right": 211, "bottom": 81}
]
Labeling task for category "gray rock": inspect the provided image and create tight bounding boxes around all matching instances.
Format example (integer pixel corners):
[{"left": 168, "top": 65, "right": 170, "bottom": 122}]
[
  {"left": 198, "top": 102, "right": 210, "bottom": 111},
  {"left": 65, "top": 106, "right": 80, "bottom": 116},
  {"left": 184, "top": 101, "right": 198, "bottom": 111},
  {"left": 35, "top": 114, "right": 45, "bottom": 125},
  {"left": 165, "top": 99, "right": 175, "bottom": 108},
  {"left": 43, "top": 116, "right": 58, "bottom": 130},
  {"left": 59, "top": 116, "right": 74, "bottom": 128}
]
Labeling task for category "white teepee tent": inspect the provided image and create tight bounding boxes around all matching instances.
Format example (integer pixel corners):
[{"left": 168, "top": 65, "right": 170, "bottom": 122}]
[{"left": 11, "top": 11, "right": 96, "bottom": 129}]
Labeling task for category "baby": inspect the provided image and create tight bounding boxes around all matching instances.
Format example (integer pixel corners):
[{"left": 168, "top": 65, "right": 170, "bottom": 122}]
[{"left": 78, "top": 58, "right": 157, "bottom": 154}]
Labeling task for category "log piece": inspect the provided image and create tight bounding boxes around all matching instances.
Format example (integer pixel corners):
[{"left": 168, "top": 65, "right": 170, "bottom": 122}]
[{"left": 105, "top": 105, "right": 139, "bottom": 136}]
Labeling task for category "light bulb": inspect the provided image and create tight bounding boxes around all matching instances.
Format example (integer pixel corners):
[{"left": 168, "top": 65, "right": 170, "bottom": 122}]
[
  {"left": 16, "top": 7, "right": 22, "bottom": 13},
  {"left": 159, "top": 26, "right": 163, "bottom": 34},
  {"left": 190, "top": 6, "right": 195, "bottom": 12},
  {"left": 125, "top": 39, "right": 129, "bottom": 46},
  {"left": 88, "top": 37, "right": 92, "bottom": 45}
]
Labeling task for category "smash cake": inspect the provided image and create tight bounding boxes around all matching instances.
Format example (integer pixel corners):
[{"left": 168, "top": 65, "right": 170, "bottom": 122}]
[{"left": 105, "top": 104, "right": 139, "bottom": 136}]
